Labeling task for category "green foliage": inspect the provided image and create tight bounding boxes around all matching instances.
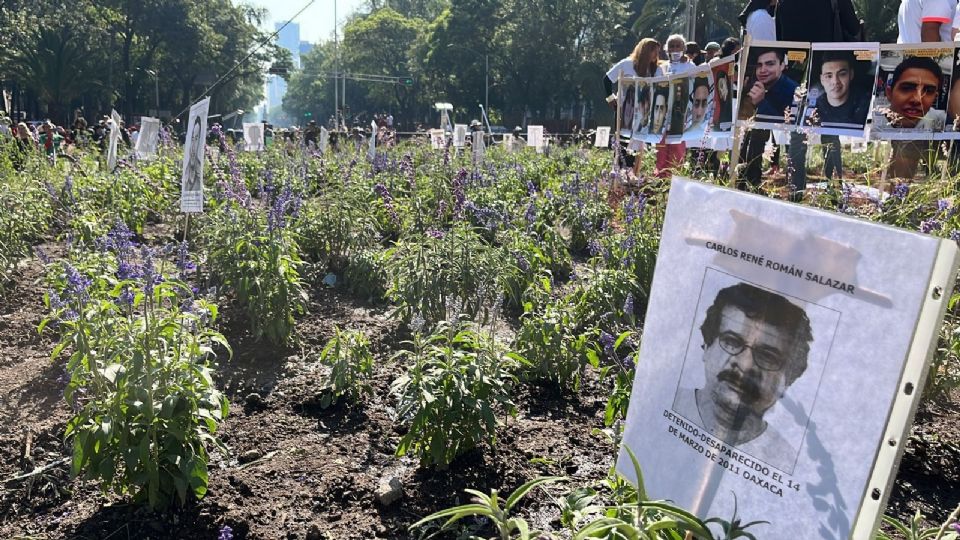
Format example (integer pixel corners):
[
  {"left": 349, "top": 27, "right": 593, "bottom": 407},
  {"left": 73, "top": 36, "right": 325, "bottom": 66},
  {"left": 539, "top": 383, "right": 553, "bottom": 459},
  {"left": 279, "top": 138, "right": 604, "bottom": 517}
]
[
  {"left": 392, "top": 321, "right": 523, "bottom": 468},
  {"left": 316, "top": 327, "right": 375, "bottom": 408},
  {"left": 384, "top": 224, "right": 503, "bottom": 326},
  {"left": 205, "top": 189, "right": 307, "bottom": 346},
  {"left": 928, "top": 291, "right": 960, "bottom": 401},
  {"left": 875, "top": 505, "right": 960, "bottom": 540},
  {"left": 0, "top": 149, "right": 53, "bottom": 291},
  {"left": 411, "top": 476, "right": 566, "bottom": 540},
  {"left": 40, "top": 249, "right": 230, "bottom": 510}
]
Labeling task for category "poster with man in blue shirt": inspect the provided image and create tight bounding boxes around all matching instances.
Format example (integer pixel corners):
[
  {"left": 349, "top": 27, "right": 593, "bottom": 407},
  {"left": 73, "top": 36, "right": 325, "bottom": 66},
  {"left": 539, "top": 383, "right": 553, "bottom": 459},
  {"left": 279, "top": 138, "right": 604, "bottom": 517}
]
[{"left": 737, "top": 43, "right": 810, "bottom": 130}]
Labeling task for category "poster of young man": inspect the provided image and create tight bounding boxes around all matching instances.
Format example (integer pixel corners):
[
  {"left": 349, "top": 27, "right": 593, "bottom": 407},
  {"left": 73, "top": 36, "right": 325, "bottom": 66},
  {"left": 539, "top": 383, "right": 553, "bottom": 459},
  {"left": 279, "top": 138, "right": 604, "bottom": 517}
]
[
  {"left": 666, "top": 74, "right": 691, "bottom": 144},
  {"left": 594, "top": 126, "right": 611, "bottom": 148},
  {"left": 684, "top": 68, "right": 715, "bottom": 145},
  {"left": 631, "top": 79, "right": 651, "bottom": 145},
  {"left": 243, "top": 122, "right": 265, "bottom": 152},
  {"left": 736, "top": 41, "right": 810, "bottom": 130},
  {"left": 453, "top": 124, "right": 467, "bottom": 147},
  {"left": 619, "top": 80, "right": 637, "bottom": 139},
  {"left": 135, "top": 116, "right": 160, "bottom": 160},
  {"left": 180, "top": 97, "right": 210, "bottom": 213},
  {"left": 871, "top": 44, "right": 953, "bottom": 140},
  {"left": 107, "top": 109, "right": 122, "bottom": 172},
  {"left": 618, "top": 178, "right": 959, "bottom": 539},
  {"left": 319, "top": 126, "right": 329, "bottom": 153},
  {"left": 642, "top": 77, "right": 672, "bottom": 144},
  {"left": 712, "top": 56, "right": 737, "bottom": 133},
  {"left": 800, "top": 43, "right": 879, "bottom": 137}
]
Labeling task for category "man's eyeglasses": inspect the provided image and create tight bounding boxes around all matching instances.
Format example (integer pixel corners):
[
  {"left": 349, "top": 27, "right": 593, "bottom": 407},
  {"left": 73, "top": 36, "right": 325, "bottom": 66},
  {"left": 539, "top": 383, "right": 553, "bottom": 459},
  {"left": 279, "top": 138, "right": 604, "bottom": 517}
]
[
  {"left": 691, "top": 99, "right": 709, "bottom": 108},
  {"left": 716, "top": 331, "right": 787, "bottom": 372}
]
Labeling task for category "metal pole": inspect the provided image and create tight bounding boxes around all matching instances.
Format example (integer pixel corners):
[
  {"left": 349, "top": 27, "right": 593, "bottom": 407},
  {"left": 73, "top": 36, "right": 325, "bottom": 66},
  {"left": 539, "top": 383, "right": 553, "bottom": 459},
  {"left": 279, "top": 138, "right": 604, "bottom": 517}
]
[
  {"left": 334, "top": 0, "right": 339, "bottom": 128},
  {"left": 155, "top": 75, "right": 160, "bottom": 116},
  {"left": 485, "top": 54, "right": 489, "bottom": 114}
]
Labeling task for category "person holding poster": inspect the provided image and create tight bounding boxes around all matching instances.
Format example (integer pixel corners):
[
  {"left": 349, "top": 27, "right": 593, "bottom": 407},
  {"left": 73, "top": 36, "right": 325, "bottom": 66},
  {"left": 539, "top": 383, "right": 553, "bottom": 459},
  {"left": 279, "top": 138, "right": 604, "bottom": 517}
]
[{"left": 656, "top": 34, "right": 697, "bottom": 177}]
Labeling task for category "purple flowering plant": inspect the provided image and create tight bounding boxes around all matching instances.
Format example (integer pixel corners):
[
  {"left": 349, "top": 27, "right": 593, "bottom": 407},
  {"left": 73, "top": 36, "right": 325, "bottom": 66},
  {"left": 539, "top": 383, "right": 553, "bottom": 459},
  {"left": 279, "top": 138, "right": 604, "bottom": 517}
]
[{"left": 39, "top": 228, "right": 231, "bottom": 510}]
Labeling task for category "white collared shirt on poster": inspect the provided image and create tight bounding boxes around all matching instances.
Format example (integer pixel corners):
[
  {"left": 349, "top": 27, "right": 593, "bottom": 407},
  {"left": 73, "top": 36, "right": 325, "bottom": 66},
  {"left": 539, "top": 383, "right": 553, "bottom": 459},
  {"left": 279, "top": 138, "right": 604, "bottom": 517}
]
[{"left": 897, "top": 0, "right": 955, "bottom": 43}]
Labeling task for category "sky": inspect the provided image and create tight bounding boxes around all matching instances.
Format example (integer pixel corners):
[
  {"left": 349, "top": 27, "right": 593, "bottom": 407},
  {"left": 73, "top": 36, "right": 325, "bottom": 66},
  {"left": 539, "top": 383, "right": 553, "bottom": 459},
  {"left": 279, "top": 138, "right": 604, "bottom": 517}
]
[{"left": 238, "top": 0, "right": 367, "bottom": 44}]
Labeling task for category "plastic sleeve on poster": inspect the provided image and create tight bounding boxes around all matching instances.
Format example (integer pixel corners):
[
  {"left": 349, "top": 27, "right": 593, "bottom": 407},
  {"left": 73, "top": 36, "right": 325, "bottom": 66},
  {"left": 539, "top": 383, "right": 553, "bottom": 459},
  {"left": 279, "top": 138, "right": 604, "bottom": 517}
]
[{"left": 852, "top": 239, "right": 960, "bottom": 540}]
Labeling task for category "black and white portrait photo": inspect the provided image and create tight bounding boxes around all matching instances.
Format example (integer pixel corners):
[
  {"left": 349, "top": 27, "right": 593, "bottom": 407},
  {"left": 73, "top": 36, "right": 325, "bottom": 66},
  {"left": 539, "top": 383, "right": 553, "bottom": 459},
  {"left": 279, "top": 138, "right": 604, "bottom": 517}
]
[
  {"left": 672, "top": 270, "right": 837, "bottom": 474},
  {"left": 180, "top": 97, "right": 209, "bottom": 213}
]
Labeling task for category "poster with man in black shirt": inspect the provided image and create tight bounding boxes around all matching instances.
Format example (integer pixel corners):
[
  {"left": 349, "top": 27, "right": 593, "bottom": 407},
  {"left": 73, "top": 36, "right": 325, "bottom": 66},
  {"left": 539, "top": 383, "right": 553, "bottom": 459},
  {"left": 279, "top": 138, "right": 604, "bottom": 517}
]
[{"left": 800, "top": 44, "right": 878, "bottom": 137}]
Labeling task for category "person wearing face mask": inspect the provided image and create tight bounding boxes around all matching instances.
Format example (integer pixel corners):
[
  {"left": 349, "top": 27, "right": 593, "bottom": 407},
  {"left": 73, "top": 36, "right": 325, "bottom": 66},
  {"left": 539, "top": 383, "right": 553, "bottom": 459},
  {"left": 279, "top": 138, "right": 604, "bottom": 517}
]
[{"left": 655, "top": 34, "right": 696, "bottom": 178}]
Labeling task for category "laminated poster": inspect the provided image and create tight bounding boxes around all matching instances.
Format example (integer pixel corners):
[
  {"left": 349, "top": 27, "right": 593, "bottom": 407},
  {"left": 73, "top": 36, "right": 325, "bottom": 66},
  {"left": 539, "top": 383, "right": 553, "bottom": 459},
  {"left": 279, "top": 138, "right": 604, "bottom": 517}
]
[
  {"left": 641, "top": 76, "right": 672, "bottom": 144},
  {"left": 180, "top": 97, "right": 210, "bottom": 213},
  {"left": 871, "top": 43, "right": 954, "bottom": 141},
  {"left": 107, "top": 109, "right": 122, "bottom": 172},
  {"left": 527, "top": 125, "right": 544, "bottom": 149},
  {"left": 135, "top": 116, "right": 160, "bottom": 160},
  {"left": 800, "top": 43, "right": 879, "bottom": 138},
  {"left": 618, "top": 178, "right": 958, "bottom": 540},
  {"left": 712, "top": 55, "right": 737, "bottom": 133},
  {"left": 683, "top": 67, "right": 716, "bottom": 146},
  {"left": 453, "top": 124, "right": 467, "bottom": 148},
  {"left": 243, "top": 122, "right": 265, "bottom": 152},
  {"left": 429, "top": 128, "right": 445, "bottom": 150},
  {"left": 737, "top": 41, "right": 810, "bottom": 130}
]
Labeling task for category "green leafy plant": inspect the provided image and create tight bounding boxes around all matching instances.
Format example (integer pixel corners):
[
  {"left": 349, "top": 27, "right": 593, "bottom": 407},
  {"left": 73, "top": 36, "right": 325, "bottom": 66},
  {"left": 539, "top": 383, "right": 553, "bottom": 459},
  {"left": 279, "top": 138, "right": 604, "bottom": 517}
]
[
  {"left": 316, "top": 326, "right": 374, "bottom": 408},
  {"left": 40, "top": 238, "right": 230, "bottom": 510},
  {"left": 392, "top": 321, "right": 524, "bottom": 468},
  {"left": 411, "top": 476, "right": 565, "bottom": 540},
  {"left": 876, "top": 505, "right": 960, "bottom": 540},
  {"left": 205, "top": 184, "right": 307, "bottom": 345},
  {"left": 385, "top": 224, "right": 503, "bottom": 326}
]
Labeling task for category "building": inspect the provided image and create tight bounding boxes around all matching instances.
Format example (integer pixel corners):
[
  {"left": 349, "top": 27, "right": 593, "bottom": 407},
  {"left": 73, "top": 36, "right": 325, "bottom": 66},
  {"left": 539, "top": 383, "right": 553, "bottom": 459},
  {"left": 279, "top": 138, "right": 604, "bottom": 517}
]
[{"left": 265, "top": 21, "right": 301, "bottom": 113}]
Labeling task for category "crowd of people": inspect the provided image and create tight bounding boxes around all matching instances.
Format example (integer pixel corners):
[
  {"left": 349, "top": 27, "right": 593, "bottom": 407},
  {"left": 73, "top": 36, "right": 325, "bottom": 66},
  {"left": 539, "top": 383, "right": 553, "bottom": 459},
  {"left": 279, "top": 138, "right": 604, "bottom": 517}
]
[{"left": 605, "top": 0, "right": 960, "bottom": 199}]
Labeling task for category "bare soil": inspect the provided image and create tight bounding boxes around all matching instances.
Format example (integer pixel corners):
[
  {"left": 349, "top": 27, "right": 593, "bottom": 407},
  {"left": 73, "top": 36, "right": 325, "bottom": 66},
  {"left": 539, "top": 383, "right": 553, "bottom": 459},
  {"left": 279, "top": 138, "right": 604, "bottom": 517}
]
[{"left": 0, "top": 244, "right": 957, "bottom": 539}]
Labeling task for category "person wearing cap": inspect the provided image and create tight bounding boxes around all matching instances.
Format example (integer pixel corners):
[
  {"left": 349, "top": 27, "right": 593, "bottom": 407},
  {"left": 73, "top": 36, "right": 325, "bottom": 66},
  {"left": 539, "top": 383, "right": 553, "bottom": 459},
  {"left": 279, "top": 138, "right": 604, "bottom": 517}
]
[{"left": 704, "top": 42, "right": 722, "bottom": 62}]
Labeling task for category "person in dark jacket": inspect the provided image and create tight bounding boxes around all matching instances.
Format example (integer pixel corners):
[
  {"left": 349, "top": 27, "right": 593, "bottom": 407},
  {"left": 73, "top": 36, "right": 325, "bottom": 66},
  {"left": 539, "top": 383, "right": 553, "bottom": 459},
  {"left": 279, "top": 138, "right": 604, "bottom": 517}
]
[{"left": 773, "top": 0, "right": 861, "bottom": 199}]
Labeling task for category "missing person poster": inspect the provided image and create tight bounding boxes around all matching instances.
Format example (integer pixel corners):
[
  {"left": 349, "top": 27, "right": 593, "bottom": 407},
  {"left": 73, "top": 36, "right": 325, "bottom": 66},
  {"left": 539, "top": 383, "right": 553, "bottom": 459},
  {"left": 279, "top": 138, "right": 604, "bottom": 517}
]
[
  {"left": 800, "top": 43, "right": 880, "bottom": 137},
  {"left": 107, "top": 109, "right": 122, "bottom": 172},
  {"left": 712, "top": 55, "right": 737, "bottom": 133},
  {"left": 319, "top": 126, "right": 329, "bottom": 153},
  {"left": 619, "top": 79, "right": 637, "bottom": 139},
  {"left": 666, "top": 74, "right": 691, "bottom": 144},
  {"left": 180, "top": 97, "right": 209, "bottom": 213},
  {"left": 871, "top": 43, "right": 953, "bottom": 140},
  {"left": 135, "top": 116, "right": 160, "bottom": 160},
  {"left": 429, "top": 128, "right": 445, "bottom": 150},
  {"left": 684, "top": 68, "right": 716, "bottom": 146},
  {"left": 243, "top": 122, "right": 265, "bottom": 152},
  {"left": 641, "top": 76, "right": 671, "bottom": 144},
  {"left": 737, "top": 41, "right": 810, "bottom": 130},
  {"left": 618, "top": 178, "right": 959, "bottom": 539}
]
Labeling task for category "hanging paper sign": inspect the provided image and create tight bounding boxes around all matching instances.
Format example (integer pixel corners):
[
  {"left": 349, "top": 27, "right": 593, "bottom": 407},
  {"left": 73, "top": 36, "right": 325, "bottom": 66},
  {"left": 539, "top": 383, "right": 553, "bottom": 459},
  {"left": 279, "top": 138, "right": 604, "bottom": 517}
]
[
  {"left": 711, "top": 55, "right": 737, "bottom": 134},
  {"left": 737, "top": 41, "right": 811, "bottom": 131},
  {"left": 107, "top": 109, "right": 122, "bottom": 172},
  {"left": 872, "top": 43, "right": 954, "bottom": 140},
  {"left": 135, "top": 116, "right": 160, "bottom": 160},
  {"left": 594, "top": 126, "right": 611, "bottom": 147},
  {"left": 243, "top": 122, "right": 265, "bottom": 152},
  {"left": 798, "top": 43, "right": 880, "bottom": 138},
  {"left": 368, "top": 120, "right": 377, "bottom": 160},
  {"left": 180, "top": 97, "right": 210, "bottom": 213},
  {"left": 453, "top": 124, "right": 467, "bottom": 147},
  {"left": 684, "top": 68, "right": 716, "bottom": 146}
]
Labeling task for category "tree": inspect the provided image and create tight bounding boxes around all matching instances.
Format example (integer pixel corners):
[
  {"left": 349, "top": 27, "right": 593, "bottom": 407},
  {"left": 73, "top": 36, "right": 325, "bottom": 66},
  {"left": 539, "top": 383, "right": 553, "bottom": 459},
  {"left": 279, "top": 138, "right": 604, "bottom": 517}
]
[{"left": 631, "top": 0, "right": 741, "bottom": 44}]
